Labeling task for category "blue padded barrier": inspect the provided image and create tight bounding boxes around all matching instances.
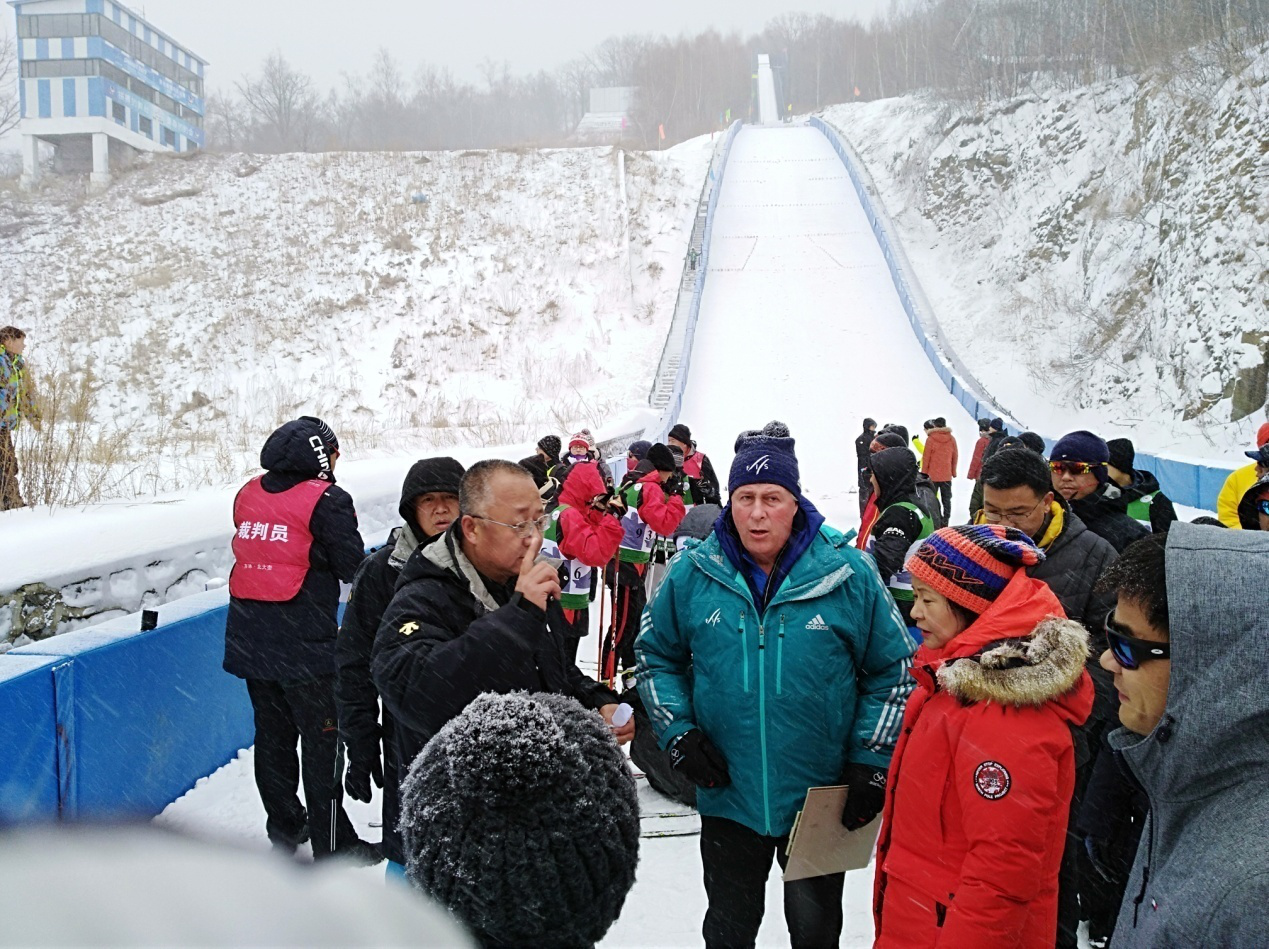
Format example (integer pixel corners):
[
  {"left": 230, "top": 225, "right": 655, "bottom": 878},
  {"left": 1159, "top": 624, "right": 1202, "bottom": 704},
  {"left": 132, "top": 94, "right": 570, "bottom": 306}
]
[
  {"left": 809, "top": 116, "right": 1233, "bottom": 511},
  {"left": 0, "top": 655, "right": 62, "bottom": 822}
]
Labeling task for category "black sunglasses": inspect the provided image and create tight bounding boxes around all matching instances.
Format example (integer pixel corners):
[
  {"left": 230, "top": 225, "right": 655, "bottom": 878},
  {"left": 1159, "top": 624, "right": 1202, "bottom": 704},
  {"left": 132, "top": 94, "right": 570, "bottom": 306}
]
[{"left": 1104, "top": 610, "right": 1170, "bottom": 670}]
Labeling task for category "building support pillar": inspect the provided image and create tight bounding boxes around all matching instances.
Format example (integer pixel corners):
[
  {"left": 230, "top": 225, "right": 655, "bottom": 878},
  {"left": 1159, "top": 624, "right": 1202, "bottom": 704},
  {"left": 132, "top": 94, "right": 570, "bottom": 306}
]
[
  {"left": 90, "top": 132, "right": 111, "bottom": 187},
  {"left": 19, "top": 135, "right": 41, "bottom": 190}
]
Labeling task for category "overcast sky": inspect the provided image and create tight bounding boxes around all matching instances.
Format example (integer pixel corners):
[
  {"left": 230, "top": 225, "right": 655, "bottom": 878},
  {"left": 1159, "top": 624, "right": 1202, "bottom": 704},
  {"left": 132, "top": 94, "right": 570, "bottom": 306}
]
[{"left": 126, "top": 0, "right": 891, "bottom": 92}]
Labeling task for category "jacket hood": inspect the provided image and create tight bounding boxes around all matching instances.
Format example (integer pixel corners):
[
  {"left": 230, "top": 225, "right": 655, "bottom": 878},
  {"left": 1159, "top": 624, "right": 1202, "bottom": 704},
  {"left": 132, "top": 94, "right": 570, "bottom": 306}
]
[
  {"left": 559, "top": 461, "right": 605, "bottom": 509},
  {"left": 396, "top": 522, "right": 504, "bottom": 615},
  {"left": 871, "top": 447, "right": 917, "bottom": 507},
  {"left": 925, "top": 426, "right": 953, "bottom": 439},
  {"left": 1110, "top": 523, "right": 1269, "bottom": 802},
  {"left": 862, "top": 417, "right": 876, "bottom": 431},
  {"left": 914, "top": 572, "right": 1091, "bottom": 720},
  {"left": 259, "top": 418, "right": 337, "bottom": 481},
  {"left": 1237, "top": 474, "right": 1269, "bottom": 530}
]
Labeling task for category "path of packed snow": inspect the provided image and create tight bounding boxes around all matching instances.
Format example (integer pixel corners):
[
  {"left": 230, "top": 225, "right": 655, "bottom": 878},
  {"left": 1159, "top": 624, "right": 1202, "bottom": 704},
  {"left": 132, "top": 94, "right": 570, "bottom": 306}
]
[{"left": 157, "top": 125, "right": 1073, "bottom": 946}]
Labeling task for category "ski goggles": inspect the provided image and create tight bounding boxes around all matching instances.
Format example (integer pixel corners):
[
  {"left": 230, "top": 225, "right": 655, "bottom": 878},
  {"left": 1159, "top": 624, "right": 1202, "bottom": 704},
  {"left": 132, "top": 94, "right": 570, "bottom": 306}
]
[
  {"left": 1049, "top": 461, "right": 1105, "bottom": 476},
  {"left": 1104, "top": 610, "right": 1170, "bottom": 669},
  {"left": 1257, "top": 498, "right": 1269, "bottom": 517}
]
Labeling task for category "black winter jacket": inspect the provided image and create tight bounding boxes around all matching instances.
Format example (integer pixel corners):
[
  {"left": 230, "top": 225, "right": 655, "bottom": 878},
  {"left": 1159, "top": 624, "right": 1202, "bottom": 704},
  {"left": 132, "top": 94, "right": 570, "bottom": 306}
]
[
  {"left": 224, "top": 466, "right": 365, "bottom": 682},
  {"left": 867, "top": 448, "right": 927, "bottom": 628},
  {"left": 1072, "top": 486, "right": 1151, "bottom": 553},
  {"left": 371, "top": 524, "right": 619, "bottom": 775},
  {"left": 855, "top": 426, "right": 876, "bottom": 474},
  {"left": 1104, "top": 469, "right": 1179, "bottom": 534}
]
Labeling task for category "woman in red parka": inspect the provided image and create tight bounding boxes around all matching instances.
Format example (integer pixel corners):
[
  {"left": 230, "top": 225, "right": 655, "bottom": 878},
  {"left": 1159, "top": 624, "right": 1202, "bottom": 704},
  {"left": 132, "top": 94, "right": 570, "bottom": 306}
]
[{"left": 872, "top": 524, "right": 1093, "bottom": 948}]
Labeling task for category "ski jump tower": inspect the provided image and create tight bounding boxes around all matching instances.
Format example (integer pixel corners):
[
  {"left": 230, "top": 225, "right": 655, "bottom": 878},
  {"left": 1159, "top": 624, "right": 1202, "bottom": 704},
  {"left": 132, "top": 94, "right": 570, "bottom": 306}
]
[
  {"left": 755, "top": 54, "right": 779, "bottom": 125},
  {"left": 9, "top": 0, "right": 207, "bottom": 188}
]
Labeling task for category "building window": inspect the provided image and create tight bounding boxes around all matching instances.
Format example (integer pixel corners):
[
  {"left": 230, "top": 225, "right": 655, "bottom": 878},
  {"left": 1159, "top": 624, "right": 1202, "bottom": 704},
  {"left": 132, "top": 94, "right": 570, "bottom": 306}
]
[
  {"left": 139, "top": 116, "right": 152, "bottom": 137},
  {"left": 162, "top": 128, "right": 177, "bottom": 148},
  {"left": 112, "top": 100, "right": 126, "bottom": 124}
]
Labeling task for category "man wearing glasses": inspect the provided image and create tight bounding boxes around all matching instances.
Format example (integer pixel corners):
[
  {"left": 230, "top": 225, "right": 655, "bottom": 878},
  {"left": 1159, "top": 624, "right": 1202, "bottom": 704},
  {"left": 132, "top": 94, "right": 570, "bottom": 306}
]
[
  {"left": 1050, "top": 430, "right": 1150, "bottom": 553},
  {"left": 372, "top": 459, "right": 630, "bottom": 784},
  {"left": 978, "top": 446, "right": 1120, "bottom": 947},
  {"left": 1093, "top": 526, "right": 1269, "bottom": 947}
]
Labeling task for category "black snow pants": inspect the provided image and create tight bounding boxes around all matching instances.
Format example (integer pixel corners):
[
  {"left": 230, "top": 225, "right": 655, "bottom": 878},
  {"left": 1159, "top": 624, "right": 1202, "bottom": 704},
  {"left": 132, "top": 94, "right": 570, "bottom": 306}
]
[
  {"left": 700, "top": 815, "right": 844, "bottom": 949},
  {"left": 603, "top": 560, "right": 646, "bottom": 685},
  {"left": 933, "top": 481, "right": 953, "bottom": 524},
  {"left": 246, "top": 675, "right": 358, "bottom": 859}
]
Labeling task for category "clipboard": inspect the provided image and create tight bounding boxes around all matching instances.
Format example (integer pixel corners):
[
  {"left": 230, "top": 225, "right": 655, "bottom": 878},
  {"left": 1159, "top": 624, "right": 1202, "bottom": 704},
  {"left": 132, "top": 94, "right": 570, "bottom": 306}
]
[{"left": 782, "top": 785, "right": 881, "bottom": 882}]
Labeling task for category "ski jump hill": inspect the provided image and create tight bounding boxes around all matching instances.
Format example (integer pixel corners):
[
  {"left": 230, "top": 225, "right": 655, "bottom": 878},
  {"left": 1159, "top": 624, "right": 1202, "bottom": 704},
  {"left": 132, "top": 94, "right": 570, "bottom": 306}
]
[{"left": 0, "top": 118, "right": 1236, "bottom": 838}]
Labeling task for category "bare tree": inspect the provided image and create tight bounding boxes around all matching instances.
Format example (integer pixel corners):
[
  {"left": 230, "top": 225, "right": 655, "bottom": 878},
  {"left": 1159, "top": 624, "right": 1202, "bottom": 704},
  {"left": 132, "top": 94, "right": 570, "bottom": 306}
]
[
  {"left": 235, "top": 52, "right": 320, "bottom": 152},
  {"left": 0, "top": 30, "right": 20, "bottom": 139}
]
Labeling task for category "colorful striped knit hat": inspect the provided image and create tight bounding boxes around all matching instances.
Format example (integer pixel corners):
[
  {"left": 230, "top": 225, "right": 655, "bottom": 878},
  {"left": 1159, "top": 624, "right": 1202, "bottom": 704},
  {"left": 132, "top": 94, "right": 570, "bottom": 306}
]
[{"left": 906, "top": 524, "right": 1045, "bottom": 616}]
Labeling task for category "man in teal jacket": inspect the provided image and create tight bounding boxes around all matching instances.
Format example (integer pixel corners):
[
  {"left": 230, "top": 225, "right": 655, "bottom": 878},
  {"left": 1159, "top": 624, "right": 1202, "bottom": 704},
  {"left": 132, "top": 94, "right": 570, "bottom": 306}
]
[{"left": 636, "top": 421, "right": 915, "bottom": 948}]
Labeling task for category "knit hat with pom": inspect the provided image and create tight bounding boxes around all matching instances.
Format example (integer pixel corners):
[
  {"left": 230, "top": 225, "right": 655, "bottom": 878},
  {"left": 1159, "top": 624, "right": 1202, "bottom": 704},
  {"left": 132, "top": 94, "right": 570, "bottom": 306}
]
[
  {"left": 907, "top": 524, "right": 1046, "bottom": 616},
  {"left": 729, "top": 420, "right": 800, "bottom": 497},
  {"left": 400, "top": 692, "right": 639, "bottom": 949}
]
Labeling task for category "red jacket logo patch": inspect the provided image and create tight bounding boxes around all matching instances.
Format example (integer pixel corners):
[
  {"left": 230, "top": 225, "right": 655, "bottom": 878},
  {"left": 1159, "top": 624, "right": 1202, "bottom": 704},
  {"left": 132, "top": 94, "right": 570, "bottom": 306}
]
[{"left": 974, "top": 761, "right": 1011, "bottom": 800}]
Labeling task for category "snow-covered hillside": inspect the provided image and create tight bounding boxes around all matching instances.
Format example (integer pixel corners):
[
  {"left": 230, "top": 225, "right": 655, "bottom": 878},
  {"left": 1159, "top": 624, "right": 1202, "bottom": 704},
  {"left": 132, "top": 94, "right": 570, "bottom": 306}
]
[
  {"left": 0, "top": 136, "right": 714, "bottom": 500},
  {"left": 821, "top": 44, "right": 1269, "bottom": 463}
]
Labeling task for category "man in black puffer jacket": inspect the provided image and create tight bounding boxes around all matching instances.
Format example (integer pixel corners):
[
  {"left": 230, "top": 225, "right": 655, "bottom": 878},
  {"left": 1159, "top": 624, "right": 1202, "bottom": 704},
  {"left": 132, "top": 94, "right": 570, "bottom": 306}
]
[
  {"left": 863, "top": 446, "right": 936, "bottom": 636},
  {"left": 854, "top": 417, "right": 877, "bottom": 514},
  {"left": 372, "top": 460, "right": 630, "bottom": 786},
  {"left": 224, "top": 416, "right": 377, "bottom": 862},
  {"left": 335, "top": 456, "right": 464, "bottom": 872}
]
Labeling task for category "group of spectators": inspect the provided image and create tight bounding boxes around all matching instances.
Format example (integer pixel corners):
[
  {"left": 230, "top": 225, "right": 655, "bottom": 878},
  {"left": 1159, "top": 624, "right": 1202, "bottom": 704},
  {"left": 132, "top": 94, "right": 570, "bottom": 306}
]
[{"left": 217, "top": 410, "right": 1267, "bottom": 948}]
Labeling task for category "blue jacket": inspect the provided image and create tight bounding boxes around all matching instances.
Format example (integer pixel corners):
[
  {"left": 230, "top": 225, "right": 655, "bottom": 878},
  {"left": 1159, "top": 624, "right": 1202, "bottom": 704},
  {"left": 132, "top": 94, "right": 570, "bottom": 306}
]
[{"left": 635, "top": 510, "right": 915, "bottom": 837}]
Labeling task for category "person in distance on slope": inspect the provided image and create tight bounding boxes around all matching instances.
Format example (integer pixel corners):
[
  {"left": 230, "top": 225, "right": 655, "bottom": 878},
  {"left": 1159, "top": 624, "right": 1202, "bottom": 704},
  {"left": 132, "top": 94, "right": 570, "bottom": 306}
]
[
  {"left": 539, "top": 461, "right": 625, "bottom": 663},
  {"left": 862, "top": 446, "right": 937, "bottom": 641},
  {"left": 856, "top": 417, "right": 878, "bottom": 514},
  {"left": 873, "top": 525, "right": 1093, "bottom": 948},
  {"left": 667, "top": 422, "right": 722, "bottom": 507},
  {"left": 1050, "top": 431, "right": 1149, "bottom": 554},
  {"left": 856, "top": 430, "right": 907, "bottom": 551},
  {"left": 1103, "top": 438, "right": 1178, "bottom": 534},
  {"left": 920, "top": 417, "right": 958, "bottom": 524},
  {"left": 637, "top": 421, "right": 914, "bottom": 949},
  {"left": 0, "top": 325, "right": 41, "bottom": 511},
  {"left": 967, "top": 418, "right": 991, "bottom": 480},
  {"left": 967, "top": 416, "right": 1011, "bottom": 518},
  {"left": 224, "top": 416, "right": 379, "bottom": 864},
  {"left": 601, "top": 443, "right": 685, "bottom": 688},
  {"left": 336, "top": 456, "right": 464, "bottom": 876},
  {"left": 1215, "top": 421, "right": 1269, "bottom": 527}
]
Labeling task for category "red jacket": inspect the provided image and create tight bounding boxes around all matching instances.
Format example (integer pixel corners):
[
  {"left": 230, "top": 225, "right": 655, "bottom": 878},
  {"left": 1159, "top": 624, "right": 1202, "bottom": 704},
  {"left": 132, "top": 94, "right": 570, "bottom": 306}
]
[
  {"left": 967, "top": 435, "right": 990, "bottom": 481},
  {"left": 556, "top": 463, "right": 623, "bottom": 568},
  {"left": 635, "top": 469, "right": 686, "bottom": 536},
  {"left": 873, "top": 573, "right": 1093, "bottom": 948},
  {"left": 921, "top": 428, "right": 959, "bottom": 483}
]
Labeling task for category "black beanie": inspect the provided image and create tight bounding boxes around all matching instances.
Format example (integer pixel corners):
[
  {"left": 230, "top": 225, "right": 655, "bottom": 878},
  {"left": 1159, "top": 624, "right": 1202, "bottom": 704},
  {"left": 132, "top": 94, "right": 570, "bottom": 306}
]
[
  {"left": 401, "top": 692, "right": 639, "bottom": 949},
  {"left": 647, "top": 443, "right": 676, "bottom": 473},
  {"left": 398, "top": 457, "right": 465, "bottom": 528},
  {"left": 668, "top": 423, "right": 692, "bottom": 444},
  {"left": 537, "top": 435, "right": 562, "bottom": 461},
  {"left": 1106, "top": 438, "right": 1135, "bottom": 473}
]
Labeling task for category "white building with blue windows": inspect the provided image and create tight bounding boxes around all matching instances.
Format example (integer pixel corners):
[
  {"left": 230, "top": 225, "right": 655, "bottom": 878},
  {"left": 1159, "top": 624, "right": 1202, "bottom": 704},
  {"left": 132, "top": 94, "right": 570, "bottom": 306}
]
[{"left": 10, "top": 0, "right": 206, "bottom": 186}]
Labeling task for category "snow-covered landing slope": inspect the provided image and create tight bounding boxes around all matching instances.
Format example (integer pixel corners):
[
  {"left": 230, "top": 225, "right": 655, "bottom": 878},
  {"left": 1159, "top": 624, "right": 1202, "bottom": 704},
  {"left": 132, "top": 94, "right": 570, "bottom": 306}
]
[{"left": 681, "top": 125, "right": 980, "bottom": 531}]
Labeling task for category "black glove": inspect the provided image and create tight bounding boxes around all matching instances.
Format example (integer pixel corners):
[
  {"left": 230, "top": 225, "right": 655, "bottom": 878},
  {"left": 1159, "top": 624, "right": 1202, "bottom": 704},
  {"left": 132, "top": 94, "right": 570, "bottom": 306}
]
[
  {"left": 841, "top": 762, "right": 887, "bottom": 830},
  {"left": 669, "top": 729, "right": 731, "bottom": 788},
  {"left": 663, "top": 474, "right": 683, "bottom": 497},
  {"left": 344, "top": 737, "right": 384, "bottom": 804}
]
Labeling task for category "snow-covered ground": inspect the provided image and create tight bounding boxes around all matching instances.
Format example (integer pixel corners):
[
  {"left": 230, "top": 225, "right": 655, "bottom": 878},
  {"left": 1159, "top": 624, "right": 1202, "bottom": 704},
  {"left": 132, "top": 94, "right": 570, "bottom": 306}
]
[{"left": 819, "top": 45, "right": 1269, "bottom": 468}]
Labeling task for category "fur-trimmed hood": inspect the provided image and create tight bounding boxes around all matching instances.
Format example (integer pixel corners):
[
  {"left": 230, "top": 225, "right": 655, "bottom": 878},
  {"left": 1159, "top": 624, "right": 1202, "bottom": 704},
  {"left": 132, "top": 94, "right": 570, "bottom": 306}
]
[{"left": 940, "top": 616, "right": 1090, "bottom": 708}]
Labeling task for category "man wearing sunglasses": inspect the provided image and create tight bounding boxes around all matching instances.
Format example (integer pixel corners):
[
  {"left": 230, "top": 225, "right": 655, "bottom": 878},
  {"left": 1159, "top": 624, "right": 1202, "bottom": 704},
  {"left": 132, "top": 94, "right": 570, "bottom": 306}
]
[
  {"left": 1236, "top": 445, "right": 1269, "bottom": 531},
  {"left": 372, "top": 459, "right": 629, "bottom": 792},
  {"left": 1050, "top": 430, "right": 1150, "bottom": 554},
  {"left": 1092, "top": 526, "right": 1269, "bottom": 947}
]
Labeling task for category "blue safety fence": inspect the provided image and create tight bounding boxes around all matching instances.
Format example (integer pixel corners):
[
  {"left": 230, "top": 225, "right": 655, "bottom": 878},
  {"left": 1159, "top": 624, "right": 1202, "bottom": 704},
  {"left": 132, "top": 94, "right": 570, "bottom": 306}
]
[
  {"left": 0, "top": 588, "right": 253, "bottom": 824},
  {"left": 646, "top": 120, "right": 742, "bottom": 443},
  {"left": 809, "top": 116, "right": 1233, "bottom": 510}
]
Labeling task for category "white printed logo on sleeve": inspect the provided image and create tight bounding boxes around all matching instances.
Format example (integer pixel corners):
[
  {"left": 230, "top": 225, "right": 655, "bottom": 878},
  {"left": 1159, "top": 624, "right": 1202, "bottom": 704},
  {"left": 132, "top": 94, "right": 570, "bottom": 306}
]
[{"left": 974, "top": 761, "right": 1011, "bottom": 800}]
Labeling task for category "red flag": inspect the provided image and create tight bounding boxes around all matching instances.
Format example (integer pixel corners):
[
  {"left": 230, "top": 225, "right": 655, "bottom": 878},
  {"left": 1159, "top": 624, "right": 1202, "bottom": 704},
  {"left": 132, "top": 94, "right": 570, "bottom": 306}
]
[{"left": 658, "top": 124, "right": 666, "bottom": 141}]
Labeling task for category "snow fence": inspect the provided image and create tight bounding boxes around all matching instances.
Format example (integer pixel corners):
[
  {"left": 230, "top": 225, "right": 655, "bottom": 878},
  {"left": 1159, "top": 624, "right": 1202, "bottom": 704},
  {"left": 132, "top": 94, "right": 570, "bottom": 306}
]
[
  {"left": 646, "top": 121, "right": 742, "bottom": 443},
  {"left": 810, "top": 116, "right": 1235, "bottom": 510},
  {"left": 0, "top": 589, "right": 252, "bottom": 822}
]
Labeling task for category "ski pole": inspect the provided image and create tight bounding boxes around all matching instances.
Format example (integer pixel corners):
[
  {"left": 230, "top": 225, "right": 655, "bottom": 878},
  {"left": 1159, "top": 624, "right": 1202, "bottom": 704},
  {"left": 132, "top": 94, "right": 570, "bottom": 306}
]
[{"left": 331, "top": 739, "right": 345, "bottom": 856}]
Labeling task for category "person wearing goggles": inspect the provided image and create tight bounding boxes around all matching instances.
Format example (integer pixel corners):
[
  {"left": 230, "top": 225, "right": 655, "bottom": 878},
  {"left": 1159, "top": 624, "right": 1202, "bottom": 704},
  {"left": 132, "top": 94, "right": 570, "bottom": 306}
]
[
  {"left": 1235, "top": 448, "right": 1269, "bottom": 531},
  {"left": 1089, "top": 526, "right": 1269, "bottom": 947},
  {"left": 1049, "top": 431, "right": 1150, "bottom": 553}
]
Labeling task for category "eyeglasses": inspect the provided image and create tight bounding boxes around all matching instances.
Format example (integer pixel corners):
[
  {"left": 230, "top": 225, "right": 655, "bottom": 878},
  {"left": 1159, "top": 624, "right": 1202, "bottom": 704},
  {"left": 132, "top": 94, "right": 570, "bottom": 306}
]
[
  {"left": 1049, "top": 461, "right": 1104, "bottom": 476},
  {"left": 982, "top": 496, "right": 1048, "bottom": 526},
  {"left": 1104, "top": 610, "right": 1170, "bottom": 670},
  {"left": 467, "top": 513, "right": 552, "bottom": 537},
  {"left": 1050, "top": 459, "right": 1101, "bottom": 474}
]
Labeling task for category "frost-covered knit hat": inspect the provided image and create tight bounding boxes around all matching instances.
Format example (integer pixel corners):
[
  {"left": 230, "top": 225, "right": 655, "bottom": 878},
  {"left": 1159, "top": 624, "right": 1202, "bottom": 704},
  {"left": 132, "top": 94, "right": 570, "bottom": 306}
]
[
  {"left": 400, "top": 693, "right": 639, "bottom": 949},
  {"left": 907, "top": 524, "right": 1045, "bottom": 616},
  {"left": 537, "top": 435, "right": 562, "bottom": 461},
  {"left": 1051, "top": 430, "right": 1111, "bottom": 483},
  {"left": 729, "top": 421, "right": 799, "bottom": 496}
]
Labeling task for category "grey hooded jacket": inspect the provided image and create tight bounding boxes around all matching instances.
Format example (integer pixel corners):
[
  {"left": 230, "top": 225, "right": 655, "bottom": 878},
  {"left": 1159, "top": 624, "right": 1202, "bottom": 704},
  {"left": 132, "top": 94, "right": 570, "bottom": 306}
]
[{"left": 1109, "top": 523, "right": 1269, "bottom": 947}]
